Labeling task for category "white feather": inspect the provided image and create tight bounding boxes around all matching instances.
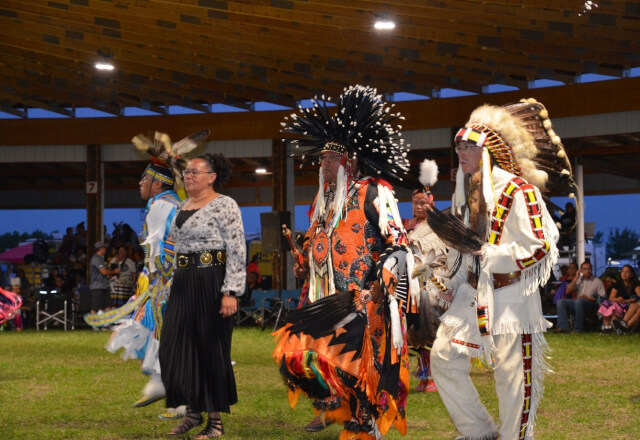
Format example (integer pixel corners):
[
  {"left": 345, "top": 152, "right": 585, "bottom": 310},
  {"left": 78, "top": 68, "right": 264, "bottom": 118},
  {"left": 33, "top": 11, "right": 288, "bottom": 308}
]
[{"left": 419, "top": 159, "right": 439, "bottom": 187}]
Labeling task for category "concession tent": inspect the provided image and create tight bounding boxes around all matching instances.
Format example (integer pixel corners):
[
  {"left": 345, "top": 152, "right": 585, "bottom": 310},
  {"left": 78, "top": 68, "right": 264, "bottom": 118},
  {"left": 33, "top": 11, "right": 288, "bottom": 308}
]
[{"left": 0, "top": 242, "right": 34, "bottom": 264}]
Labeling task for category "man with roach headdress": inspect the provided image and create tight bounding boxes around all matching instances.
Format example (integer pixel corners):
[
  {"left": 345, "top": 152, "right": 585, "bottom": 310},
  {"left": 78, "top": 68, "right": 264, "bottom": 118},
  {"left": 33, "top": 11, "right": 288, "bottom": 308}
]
[
  {"left": 85, "top": 129, "right": 209, "bottom": 417},
  {"left": 273, "top": 85, "right": 417, "bottom": 439},
  {"left": 426, "top": 99, "right": 576, "bottom": 440},
  {"left": 402, "top": 159, "right": 451, "bottom": 394}
]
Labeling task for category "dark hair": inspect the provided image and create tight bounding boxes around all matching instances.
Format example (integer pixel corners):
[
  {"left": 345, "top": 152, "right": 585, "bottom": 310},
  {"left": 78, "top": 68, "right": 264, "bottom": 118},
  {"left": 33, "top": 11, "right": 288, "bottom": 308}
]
[
  {"left": 196, "top": 153, "right": 232, "bottom": 189},
  {"left": 621, "top": 264, "right": 638, "bottom": 281}
]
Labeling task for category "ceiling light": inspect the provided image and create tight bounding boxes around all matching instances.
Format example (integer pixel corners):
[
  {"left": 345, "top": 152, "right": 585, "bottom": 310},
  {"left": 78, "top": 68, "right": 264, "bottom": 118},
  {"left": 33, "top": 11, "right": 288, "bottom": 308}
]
[
  {"left": 255, "top": 167, "right": 267, "bottom": 174},
  {"left": 95, "top": 49, "right": 115, "bottom": 72},
  {"left": 578, "top": 1, "right": 598, "bottom": 16},
  {"left": 94, "top": 62, "right": 115, "bottom": 71},
  {"left": 374, "top": 20, "right": 395, "bottom": 30}
]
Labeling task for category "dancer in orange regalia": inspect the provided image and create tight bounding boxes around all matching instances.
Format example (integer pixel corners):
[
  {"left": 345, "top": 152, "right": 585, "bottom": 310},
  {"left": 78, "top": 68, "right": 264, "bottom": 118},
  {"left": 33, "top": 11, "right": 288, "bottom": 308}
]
[{"left": 274, "top": 85, "right": 417, "bottom": 439}]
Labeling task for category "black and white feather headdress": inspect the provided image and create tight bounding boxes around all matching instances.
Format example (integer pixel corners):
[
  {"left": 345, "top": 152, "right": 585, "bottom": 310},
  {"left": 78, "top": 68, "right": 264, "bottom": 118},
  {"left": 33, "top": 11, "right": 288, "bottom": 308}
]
[{"left": 281, "top": 84, "right": 412, "bottom": 188}]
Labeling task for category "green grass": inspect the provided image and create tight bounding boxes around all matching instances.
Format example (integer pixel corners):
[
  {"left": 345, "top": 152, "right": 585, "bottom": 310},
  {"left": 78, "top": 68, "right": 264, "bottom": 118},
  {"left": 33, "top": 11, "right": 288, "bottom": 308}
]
[{"left": 0, "top": 328, "right": 638, "bottom": 439}]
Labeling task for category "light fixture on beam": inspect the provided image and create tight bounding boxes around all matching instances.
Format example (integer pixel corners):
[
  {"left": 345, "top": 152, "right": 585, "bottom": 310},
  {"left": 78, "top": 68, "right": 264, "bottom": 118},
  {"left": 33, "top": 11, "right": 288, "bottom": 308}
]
[
  {"left": 95, "top": 62, "right": 114, "bottom": 71},
  {"left": 374, "top": 20, "right": 395, "bottom": 30},
  {"left": 95, "top": 49, "right": 115, "bottom": 72},
  {"left": 255, "top": 167, "right": 268, "bottom": 174}
]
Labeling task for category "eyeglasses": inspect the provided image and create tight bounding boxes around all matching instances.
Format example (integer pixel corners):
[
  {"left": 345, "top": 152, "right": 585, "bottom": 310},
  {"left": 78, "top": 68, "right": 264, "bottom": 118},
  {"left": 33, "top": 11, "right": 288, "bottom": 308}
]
[
  {"left": 182, "top": 169, "right": 215, "bottom": 177},
  {"left": 454, "top": 143, "right": 483, "bottom": 154},
  {"left": 319, "top": 154, "right": 343, "bottom": 163}
]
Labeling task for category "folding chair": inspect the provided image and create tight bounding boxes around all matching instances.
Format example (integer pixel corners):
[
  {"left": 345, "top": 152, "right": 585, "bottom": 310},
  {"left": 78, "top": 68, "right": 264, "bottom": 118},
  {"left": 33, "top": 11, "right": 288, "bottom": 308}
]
[
  {"left": 236, "top": 290, "right": 277, "bottom": 327},
  {"left": 271, "top": 289, "right": 301, "bottom": 331},
  {"left": 36, "top": 294, "right": 71, "bottom": 331}
]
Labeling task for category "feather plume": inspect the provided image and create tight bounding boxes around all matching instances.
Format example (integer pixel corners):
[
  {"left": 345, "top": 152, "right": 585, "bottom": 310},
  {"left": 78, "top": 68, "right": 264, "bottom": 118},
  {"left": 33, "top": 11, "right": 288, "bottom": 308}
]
[
  {"left": 426, "top": 206, "right": 483, "bottom": 254},
  {"left": 171, "top": 129, "right": 210, "bottom": 156},
  {"left": 132, "top": 134, "right": 154, "bottom": 153},
  {"left": 502, "top": 99, "right": 577, "bottom": 197},
  {"left": 155, "top": 132, "right": 173, "bottom": 155},
  {"left": 419, "top": 159, "right": 438, "bottom": 188}
]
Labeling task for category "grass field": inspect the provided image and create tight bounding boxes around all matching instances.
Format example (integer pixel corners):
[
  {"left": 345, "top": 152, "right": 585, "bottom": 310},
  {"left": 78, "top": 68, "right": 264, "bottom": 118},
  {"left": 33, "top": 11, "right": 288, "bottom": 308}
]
[{"left": 0, "top": 327, "right": 638, "bottom": 439}]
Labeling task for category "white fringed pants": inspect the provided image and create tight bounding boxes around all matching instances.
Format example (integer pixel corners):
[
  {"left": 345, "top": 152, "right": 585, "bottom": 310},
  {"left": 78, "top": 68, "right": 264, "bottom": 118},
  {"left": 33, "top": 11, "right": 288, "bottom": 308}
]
[{"left": 432, "top": 332, "right": 534, "bottom": 440}]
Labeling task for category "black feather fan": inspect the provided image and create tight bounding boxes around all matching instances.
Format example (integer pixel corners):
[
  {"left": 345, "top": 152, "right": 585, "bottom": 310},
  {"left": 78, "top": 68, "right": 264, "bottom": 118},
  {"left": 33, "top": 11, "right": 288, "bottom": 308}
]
[
  {"left": 285, "top": 290, "right": 356, "bottom": 337},
  {"left": 426, "top": 206, "right": 484, "bottom": 254}
]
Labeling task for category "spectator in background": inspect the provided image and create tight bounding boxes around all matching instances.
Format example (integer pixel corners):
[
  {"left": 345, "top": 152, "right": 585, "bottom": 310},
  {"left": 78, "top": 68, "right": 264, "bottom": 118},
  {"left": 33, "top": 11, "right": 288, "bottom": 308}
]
[
  {"left": 74, "top": 222, "right": 88, "bottom": 253},
  {"left": 109, "top": 245, "right": 137, "bottom": 307},
  {"left": 600, "top": 265, "right": 640, "bottom": 332},
  {"left": 16, "top": 269, "right": 32, "bottom": 297},
  {"left": 559, "top": 202, "right": 576, "bottom": 249},
  {"left": 246, "top": 254, "right": 262, "bottom": 284},
  {"left": 106, "top": 245, "right": 118, "bottom": 267},
  {"left": 613, "top": 300, "right": 640, "bottom": 334},
  {"left": 600, "top": 269, "right": 619, "bottom": 299},
  {"left": 9, "top": 277, "right": 23, "bottom": 331},
  {"left": 44, "top": 267, "right": 60, "bottom": 288},
  {"left": 69, "top": 247, "right": 87, "bottom": 281},
  {"left": 103, "top": 225, "right": 111, "bottom": 244},
  {"left": 551, "top": 262, "right": 579, "bottom": 304},
  {"left": 57, "top": 226, "right": 75, "bottom": 261},
  {"left": 89, "top": 241, "right": 119, "bottom": 317},
  {"left": 243, "top": 269, "right": 262, "bottom": 306},
  {"left": 555, "top": 261, "right": 606, "bottom": 333}
]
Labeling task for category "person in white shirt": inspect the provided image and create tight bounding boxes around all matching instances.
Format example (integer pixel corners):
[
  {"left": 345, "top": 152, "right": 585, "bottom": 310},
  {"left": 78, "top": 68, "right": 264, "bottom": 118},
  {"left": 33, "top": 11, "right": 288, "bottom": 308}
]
[{"left": 555, "top": 261, "right": 606, "bottom": 333}]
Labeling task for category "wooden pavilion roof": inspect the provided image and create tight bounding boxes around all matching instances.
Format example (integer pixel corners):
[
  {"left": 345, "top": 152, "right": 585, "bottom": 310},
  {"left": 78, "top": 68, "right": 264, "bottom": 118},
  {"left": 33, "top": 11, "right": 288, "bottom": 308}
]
[
  {"left": 0, "top": 1, "right": 638, "bottom": 207},
  {"left": 0, "top": 0, "right": 638, "bottom": 117}
]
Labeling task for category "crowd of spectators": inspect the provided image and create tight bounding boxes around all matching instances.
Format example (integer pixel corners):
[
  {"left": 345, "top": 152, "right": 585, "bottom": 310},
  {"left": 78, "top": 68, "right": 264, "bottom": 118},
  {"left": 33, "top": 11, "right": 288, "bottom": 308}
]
[
  {"left": 1, "top": 222, "right": 144, "bottom": 330},
  {"left": 548, "top": 260, "right": 640, "bottom": 334}
]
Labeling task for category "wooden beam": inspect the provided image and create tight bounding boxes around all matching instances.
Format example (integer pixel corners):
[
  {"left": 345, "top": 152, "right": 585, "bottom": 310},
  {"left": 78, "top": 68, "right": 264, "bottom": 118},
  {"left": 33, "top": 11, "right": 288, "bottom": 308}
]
[
  {"left": 0, "top": 89, "right": 74, "bottom": 117},
  {"left": 0, "top": 69, "right": 123, "bottom": 116},
  {"left": 0, "top": 102, "right": 26, "bottom": 118},
  {"left": 1, "top": 77, "right": 639, "bottom": 146}
]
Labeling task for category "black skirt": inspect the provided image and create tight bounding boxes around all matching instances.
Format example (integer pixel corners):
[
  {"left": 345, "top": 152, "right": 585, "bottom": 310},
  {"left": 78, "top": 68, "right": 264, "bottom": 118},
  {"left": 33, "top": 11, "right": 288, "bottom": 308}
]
[{"left": 159, "top": 264, "right": 237, "bottom": 413}]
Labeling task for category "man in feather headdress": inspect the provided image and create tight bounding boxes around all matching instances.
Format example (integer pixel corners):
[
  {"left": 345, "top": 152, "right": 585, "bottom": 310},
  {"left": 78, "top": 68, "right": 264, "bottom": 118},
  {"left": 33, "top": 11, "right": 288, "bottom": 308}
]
[
  {"left": 273, "top": 85, "right": 415, "bottom": 439},
  {"left": 428, "top": 99, "right": 575, "bottom": 440},
  {"left": 85, "top": 130, "right": 208, "bottom": 415}
]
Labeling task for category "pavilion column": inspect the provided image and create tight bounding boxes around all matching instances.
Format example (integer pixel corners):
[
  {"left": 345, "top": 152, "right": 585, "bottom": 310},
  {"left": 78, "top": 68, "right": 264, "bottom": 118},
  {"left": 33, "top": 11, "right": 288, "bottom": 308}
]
[
  {"left": 285, "top": 149, "right": 296, "bottom": 290},
  {"left": 271, "top": 138, "right": 290, "bottom": 289},
  {"left": 86, "top": 144, "right": 103, "bottom": 264},
  {"left": 575, "top": 160, "right": 585, "bottom": 265}
]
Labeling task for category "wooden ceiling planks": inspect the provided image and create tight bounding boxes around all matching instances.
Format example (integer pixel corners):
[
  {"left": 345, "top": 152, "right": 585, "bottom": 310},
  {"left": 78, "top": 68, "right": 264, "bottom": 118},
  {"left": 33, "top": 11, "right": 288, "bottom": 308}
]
[{"left": 1, "top": 0, "right": 637, "bottom": 117}]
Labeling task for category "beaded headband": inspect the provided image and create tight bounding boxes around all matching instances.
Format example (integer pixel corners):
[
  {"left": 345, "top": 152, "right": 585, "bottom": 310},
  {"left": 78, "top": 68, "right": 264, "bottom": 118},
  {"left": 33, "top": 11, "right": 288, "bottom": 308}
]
[{"left": 455, "top": 125, "right": 523, "bottom": 177}]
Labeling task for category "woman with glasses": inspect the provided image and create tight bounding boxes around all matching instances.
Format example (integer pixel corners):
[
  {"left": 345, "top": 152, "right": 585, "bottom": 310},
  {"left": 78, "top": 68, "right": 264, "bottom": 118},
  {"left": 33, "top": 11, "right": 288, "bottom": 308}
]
[{"left": 159, "top": 153, "right": 246, "bottom": 439}]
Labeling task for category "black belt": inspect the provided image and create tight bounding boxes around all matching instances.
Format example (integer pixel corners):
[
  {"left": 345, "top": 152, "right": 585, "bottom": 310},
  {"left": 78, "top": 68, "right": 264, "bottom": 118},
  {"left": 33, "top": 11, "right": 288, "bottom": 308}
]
[{"left": 176, "top": 250, "right": 226, "bottom": 269}]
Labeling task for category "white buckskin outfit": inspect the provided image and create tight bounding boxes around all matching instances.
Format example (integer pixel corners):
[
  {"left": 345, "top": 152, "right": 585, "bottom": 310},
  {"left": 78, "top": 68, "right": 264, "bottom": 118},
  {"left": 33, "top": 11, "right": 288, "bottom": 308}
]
[{"left": 430, "top": 100, "right": 574, "bottom": 440}]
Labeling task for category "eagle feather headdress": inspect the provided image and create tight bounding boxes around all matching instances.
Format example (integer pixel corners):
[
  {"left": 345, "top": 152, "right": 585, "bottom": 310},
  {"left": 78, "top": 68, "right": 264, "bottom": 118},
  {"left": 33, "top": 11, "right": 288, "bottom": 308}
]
[{"left": 132, "top": 129, "right": 210, "bottom": 188}]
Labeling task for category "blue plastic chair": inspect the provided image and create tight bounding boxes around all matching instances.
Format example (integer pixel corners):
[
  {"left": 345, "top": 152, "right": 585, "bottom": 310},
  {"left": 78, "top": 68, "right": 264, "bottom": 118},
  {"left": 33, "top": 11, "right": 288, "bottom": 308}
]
[{"left": 236, "top": 289, "right": 277, "bottom": 326}]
